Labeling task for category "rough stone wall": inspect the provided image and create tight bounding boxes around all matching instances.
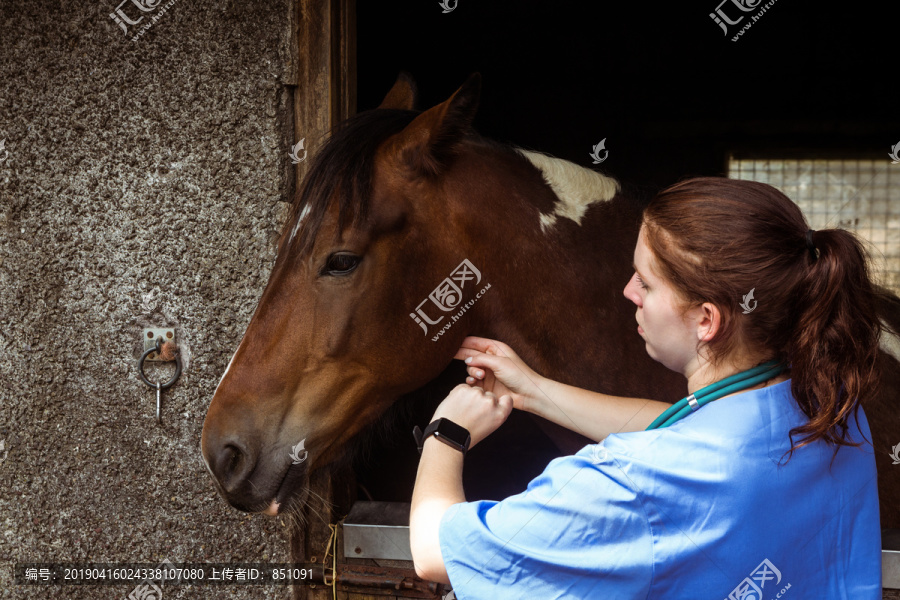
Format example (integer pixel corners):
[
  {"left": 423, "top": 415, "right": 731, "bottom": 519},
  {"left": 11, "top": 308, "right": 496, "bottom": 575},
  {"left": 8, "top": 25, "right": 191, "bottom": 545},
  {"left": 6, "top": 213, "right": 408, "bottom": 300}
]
[{"left": 0, "top": 1, "right": 297, "bottom": 598}]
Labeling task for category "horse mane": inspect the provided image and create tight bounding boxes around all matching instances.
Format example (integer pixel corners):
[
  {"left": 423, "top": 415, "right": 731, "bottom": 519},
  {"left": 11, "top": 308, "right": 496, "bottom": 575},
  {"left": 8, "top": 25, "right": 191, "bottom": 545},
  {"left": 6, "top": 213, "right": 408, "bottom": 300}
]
[
  {"left": 283, "top": 107, "right": 648, "bottom": 255},
  {"left": 284, "top": 108, "right": 419, "bottom": 255}
]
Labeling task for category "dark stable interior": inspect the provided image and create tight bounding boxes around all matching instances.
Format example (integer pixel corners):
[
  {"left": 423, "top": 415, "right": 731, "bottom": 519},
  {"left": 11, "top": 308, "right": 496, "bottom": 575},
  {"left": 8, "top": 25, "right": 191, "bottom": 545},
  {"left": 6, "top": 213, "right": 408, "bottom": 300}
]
[{"left": 349, "top": 1, "right": 896, "bottom": 503}]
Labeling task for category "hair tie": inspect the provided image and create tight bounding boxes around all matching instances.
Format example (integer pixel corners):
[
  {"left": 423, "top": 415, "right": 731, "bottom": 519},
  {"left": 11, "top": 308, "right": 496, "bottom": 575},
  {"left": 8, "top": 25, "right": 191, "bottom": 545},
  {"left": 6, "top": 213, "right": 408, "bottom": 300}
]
[{"left": 805, "top": 228, "right": 818, "bottom": 261}]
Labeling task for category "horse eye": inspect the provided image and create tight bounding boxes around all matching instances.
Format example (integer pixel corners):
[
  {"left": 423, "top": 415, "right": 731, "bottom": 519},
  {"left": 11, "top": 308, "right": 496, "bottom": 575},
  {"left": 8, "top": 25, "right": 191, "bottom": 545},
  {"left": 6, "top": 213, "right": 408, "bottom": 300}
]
[{"left": 323, "top": 252, "right": 361, "bottom": 276}]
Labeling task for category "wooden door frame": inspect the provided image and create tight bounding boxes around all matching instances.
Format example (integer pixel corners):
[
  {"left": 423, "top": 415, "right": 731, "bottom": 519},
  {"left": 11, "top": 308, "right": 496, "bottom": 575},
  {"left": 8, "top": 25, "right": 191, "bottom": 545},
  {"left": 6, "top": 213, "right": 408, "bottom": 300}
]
[
  {"left": 288, "top": 1, "right": 357, "bottom": 599},
  {"left": 292, "top": 0, "right": 357, "bottom": 192}
]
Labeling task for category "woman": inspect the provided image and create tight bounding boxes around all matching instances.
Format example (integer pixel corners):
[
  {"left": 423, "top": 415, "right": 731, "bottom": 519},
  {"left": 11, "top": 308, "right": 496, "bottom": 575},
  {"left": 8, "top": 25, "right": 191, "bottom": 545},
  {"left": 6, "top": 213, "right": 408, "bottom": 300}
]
[{"left": 409, "top": 177, "right": 883, "bottom": 598}]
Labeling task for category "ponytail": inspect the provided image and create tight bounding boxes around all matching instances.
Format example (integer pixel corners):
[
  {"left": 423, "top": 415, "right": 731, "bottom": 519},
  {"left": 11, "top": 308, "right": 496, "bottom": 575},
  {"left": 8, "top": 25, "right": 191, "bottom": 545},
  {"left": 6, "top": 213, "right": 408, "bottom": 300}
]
[{"left": 784, "top": 228, "right": 882, "bottom": 453}]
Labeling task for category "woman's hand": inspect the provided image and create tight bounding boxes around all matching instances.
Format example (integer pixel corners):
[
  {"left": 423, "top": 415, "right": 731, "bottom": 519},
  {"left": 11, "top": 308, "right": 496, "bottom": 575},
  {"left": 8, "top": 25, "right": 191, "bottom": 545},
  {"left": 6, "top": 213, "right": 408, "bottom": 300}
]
[
  {"left": 453, "top": 336, "right": 547, "bottom": 414},
  {"left": 431, "top": 384, "right": 513, "bottom": 449},
  {"left": 452, "top": 337, "right": 672, "bottom": 442}
]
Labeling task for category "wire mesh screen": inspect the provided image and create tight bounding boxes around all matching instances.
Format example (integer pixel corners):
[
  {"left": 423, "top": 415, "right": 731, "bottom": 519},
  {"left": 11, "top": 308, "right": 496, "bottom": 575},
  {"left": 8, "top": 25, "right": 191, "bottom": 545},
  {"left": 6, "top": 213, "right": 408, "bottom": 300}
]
[{"left": 728, "top": 158, "right": 900, "bottom": 293}]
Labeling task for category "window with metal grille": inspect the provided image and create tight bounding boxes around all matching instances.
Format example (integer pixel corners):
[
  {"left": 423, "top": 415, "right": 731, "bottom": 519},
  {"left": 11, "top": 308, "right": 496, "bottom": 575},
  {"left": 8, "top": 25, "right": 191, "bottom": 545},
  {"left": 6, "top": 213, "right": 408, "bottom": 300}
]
[{"left": 728, "top": 156, "right": 900, "bottom": 294}]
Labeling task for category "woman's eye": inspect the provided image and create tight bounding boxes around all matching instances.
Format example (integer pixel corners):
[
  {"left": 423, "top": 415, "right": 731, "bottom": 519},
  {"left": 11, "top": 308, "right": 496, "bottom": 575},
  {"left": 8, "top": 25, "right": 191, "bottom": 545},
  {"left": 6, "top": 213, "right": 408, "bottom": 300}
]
[
  {"left": 636, "top": 275, "right": 648, "bottom": 290},
  {"left": 323, "top": 253, "right": 361, "bottom": 276}
]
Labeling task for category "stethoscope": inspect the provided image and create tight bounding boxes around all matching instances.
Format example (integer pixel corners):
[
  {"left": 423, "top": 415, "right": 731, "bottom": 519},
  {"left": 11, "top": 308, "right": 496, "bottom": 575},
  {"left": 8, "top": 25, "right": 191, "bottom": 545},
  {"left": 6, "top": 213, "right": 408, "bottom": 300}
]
[{"left": 646, "top": 360, "right": 787, "bottom": 430}]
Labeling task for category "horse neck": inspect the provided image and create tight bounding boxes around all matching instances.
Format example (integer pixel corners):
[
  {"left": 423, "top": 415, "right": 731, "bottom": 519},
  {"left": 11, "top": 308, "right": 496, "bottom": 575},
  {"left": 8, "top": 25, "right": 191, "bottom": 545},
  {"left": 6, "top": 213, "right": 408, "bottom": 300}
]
[
  {"left": 449, "top": 145, "right": 653, "bottom": 393},
  {"left": 490, "top": 205, "right": 643, "bottom": 387}
]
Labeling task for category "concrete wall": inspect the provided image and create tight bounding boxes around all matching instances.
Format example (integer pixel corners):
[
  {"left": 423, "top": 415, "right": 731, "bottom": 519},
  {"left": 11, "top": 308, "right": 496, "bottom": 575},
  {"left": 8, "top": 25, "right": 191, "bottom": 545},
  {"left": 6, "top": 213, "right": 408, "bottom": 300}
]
[{"left": 0, "top": 1, "right": 296, "bottom": 597}]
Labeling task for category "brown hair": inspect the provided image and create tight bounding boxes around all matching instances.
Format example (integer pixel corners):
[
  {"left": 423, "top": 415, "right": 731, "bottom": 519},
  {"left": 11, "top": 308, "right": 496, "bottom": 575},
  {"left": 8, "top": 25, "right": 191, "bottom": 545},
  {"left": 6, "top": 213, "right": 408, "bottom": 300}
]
[{"left": 642, "top": 177, "right": 884, "bottom": 456}]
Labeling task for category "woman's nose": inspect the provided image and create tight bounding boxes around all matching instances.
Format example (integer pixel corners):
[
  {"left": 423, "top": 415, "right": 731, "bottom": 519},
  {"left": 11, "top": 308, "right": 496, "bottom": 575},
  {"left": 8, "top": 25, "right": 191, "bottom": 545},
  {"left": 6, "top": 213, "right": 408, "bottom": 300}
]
[{"left": 623, "top": 275, "right": 641, "bottom": 305}]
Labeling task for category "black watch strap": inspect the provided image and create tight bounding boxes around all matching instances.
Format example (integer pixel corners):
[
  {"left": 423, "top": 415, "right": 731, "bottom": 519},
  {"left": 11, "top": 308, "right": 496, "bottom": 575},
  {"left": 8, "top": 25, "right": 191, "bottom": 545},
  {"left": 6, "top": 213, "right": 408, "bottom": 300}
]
[{"left": 413, "top": 418, "right": 471, "bottom": 455}]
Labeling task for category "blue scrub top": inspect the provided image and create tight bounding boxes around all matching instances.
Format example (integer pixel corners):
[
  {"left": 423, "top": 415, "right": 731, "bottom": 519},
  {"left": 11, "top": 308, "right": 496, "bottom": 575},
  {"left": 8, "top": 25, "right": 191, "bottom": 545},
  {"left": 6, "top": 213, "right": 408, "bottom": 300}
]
[{"left": 439, "top": 379, "right": 881, "bottom": 599}]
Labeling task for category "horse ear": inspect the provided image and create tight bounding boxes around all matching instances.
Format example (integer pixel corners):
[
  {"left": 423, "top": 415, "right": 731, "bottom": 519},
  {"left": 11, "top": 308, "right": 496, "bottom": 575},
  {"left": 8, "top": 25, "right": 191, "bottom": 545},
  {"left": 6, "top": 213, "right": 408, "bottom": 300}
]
[
  {"left": 391, "top": 72, "right": 481, "bottom": 176},
  {"left": 378, "top": 71, "right": 418, "bottom": 110}
]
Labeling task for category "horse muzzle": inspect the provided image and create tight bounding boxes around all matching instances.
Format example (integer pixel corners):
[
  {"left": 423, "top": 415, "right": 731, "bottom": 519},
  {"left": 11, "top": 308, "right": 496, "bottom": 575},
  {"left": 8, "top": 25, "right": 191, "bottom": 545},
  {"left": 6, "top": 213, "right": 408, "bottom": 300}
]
[{"left": 201, "top": 424, "right": 311, "bottom": 513}]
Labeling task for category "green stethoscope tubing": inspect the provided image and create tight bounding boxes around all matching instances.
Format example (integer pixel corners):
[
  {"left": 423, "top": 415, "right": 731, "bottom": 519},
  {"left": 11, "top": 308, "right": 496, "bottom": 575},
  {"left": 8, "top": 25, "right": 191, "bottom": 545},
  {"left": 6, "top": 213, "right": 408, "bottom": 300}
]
[{"left": 646, "top": 360, "right": 787, "bottom": 430}]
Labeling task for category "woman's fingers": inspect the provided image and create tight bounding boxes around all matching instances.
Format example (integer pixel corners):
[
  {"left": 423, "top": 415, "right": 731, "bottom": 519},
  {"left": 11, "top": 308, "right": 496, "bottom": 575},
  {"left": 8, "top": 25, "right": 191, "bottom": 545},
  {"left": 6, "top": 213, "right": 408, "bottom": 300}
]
[
  {"left": 454, "top": 336, "right": 516, "bottom": 362},
  {"left": 462, "top": 351, "right": 507, "bottom": 374},
  {"left": 466, "top": 365, "right": 498, "bottom": 392},
  {"left": 466, "top": 366, "right": 486, "bottom": 389},
  {"left": 454, "top": 336, "right": 494, "bottom": 356},
  {"left": 465, "top": 363, "right": 491, "bottom": 386},
  {"left": 467, "top": 366, "right": 485, "bottom": 379},
  {"left": 454, "top": 347, "right": 479, "bottom": 362}
]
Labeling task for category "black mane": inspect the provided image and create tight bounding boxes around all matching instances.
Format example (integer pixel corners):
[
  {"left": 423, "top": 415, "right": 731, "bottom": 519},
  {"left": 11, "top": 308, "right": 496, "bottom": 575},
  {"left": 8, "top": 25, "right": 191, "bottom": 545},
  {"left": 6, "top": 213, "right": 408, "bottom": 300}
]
[{"left": 284, "top": 108, "right": 419, "bottom": 255}]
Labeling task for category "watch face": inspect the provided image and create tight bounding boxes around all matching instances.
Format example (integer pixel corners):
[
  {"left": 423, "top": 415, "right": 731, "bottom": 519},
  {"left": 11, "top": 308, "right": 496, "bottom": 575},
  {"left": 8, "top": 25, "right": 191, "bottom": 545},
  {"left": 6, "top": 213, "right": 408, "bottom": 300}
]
[{"left": 436, "top": 418, "right": 471, "bottom": 448}]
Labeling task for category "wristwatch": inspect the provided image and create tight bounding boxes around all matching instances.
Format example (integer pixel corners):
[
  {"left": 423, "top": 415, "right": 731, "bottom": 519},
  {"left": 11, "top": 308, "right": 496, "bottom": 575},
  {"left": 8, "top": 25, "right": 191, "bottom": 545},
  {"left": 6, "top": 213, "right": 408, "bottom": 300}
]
[{"left": 413, "top": 418, "right": 472, "bottom": 455}]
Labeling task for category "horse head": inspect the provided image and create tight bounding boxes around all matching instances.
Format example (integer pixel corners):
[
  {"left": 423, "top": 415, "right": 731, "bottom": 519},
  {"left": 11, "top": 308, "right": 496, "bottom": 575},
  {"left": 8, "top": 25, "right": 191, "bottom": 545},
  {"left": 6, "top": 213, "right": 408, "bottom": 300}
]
[{"left": 201, "top": 73, "right": 506, "bottom": 514}]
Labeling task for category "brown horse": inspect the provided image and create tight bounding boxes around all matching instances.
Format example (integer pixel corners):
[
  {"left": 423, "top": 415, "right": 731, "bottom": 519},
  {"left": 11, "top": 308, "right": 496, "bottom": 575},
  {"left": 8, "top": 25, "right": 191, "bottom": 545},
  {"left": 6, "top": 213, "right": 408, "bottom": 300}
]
[{"left": 201, "top": 73, "right": 899, "bottom": 529}]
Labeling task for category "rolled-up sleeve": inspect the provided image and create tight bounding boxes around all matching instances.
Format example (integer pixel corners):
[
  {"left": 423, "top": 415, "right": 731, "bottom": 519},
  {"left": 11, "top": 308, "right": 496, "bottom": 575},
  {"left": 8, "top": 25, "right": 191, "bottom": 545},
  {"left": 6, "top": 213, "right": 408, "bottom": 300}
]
[{"left": 438, "top": 448, "right": 653, "bottom": 600}]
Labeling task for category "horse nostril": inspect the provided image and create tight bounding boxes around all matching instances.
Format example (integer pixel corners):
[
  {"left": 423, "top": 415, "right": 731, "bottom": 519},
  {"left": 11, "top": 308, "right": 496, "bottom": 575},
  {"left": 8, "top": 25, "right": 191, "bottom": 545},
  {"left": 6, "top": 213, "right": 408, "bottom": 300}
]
[
  {"left": 213, "top": 441, "right": 256, "bottom": 493},
  {"left": 224, "top": 444, "right": 242, "bottom": 475}
]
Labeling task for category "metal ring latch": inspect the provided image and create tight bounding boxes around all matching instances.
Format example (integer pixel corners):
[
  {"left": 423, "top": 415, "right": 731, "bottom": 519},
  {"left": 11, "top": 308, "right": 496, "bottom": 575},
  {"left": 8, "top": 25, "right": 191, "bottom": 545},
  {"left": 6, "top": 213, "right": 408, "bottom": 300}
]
[{"left": 138, "top": 337, "right": 182, "bottom": 423}]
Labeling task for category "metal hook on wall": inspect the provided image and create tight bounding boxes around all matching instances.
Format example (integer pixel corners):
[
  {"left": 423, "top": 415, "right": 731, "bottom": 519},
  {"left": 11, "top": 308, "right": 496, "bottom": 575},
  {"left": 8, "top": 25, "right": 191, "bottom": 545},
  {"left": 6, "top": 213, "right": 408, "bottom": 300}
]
[{"left": 138, "top": 336, "right": 182, "bottom": 424}]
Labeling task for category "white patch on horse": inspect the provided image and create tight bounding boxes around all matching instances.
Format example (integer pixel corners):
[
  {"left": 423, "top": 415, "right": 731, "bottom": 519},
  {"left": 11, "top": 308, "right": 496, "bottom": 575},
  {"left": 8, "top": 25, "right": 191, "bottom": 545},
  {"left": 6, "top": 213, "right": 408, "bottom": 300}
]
[
  {"left": 213, "top": 336, "right": 245, "bottom": 397},
  {"left": 516, "top": 148, "right": 620, "bottom": 233},
  {"left": 288, "top": 204, "right": 312, "bottom": 245},
  {"left": 879, "top": 321, "right": 900, "bottom": 363},
  {"left": 203, "top": 337, "right": 246, "bottom": 478}
]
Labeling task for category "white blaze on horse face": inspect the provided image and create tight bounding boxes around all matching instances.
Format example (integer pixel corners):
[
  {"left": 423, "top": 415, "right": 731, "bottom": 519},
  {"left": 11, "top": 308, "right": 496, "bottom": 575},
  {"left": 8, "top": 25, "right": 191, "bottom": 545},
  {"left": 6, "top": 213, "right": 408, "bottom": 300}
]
[
  {"left": 213, "top": 336, "right": 245, "bottom": 397},
  {"left": 203, "top": 336, "right": 247, "bottom": 475},
  {"left": 516, "top": 149, "right": 620, "bottom": 233},
  {"left": 288, "top": 204, "right": 312, "bottom": 246}
]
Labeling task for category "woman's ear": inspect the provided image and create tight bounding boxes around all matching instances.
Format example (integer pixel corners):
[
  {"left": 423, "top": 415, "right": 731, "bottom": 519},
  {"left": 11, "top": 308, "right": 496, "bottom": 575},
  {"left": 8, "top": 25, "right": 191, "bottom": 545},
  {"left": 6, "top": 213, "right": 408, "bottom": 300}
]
[{"left": 696, "top": 301, "right": 722, "bottom": 343}]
